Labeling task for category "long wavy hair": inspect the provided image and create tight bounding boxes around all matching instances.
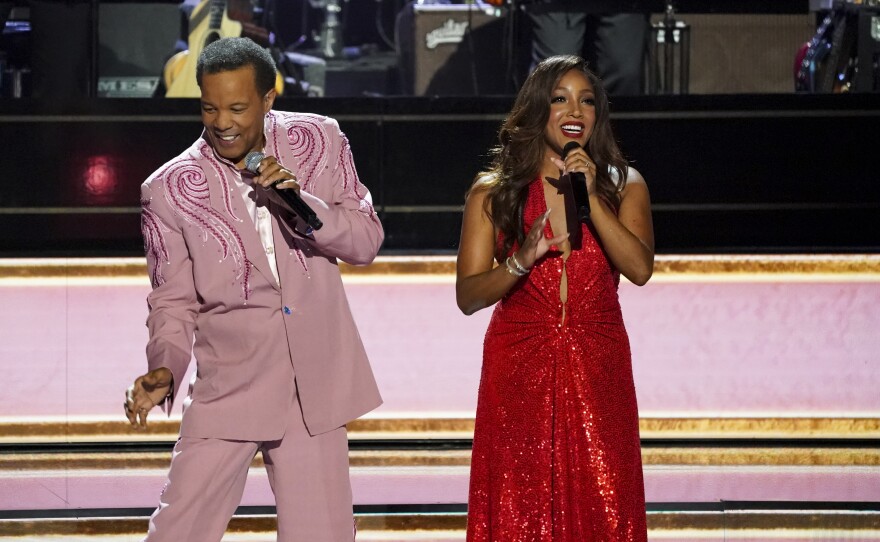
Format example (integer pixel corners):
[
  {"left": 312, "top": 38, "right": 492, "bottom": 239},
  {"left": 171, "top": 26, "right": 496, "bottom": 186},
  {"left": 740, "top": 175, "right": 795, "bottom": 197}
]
[{"left": 470, "top": 55, "right": 628, "bottom": 261}]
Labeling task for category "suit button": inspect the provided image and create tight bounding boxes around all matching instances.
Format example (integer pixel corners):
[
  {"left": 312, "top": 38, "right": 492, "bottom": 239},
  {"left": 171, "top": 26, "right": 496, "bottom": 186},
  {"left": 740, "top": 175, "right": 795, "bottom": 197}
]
[{"left": 283, "top": 306, "right": 292, "bottom": 315}]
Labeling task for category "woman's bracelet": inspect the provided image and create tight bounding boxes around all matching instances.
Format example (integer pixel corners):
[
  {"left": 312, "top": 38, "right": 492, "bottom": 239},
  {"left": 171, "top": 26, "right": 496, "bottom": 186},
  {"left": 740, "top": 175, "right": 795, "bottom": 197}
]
[
  {"left": 505, "top": 254, "right": 530, "bottom": 277},
  {"left": 510, "top": 252, "right": 530, "bottom": 274},
  {"left": 505, "top": 257, "right": 527, "bottom": 277}
]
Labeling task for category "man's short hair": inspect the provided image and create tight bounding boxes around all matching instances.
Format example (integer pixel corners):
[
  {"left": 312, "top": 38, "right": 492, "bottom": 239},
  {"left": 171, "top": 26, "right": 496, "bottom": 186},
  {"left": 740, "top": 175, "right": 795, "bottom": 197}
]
[{"left": 197, "top": 37, "right": 277, "bottom": 95}]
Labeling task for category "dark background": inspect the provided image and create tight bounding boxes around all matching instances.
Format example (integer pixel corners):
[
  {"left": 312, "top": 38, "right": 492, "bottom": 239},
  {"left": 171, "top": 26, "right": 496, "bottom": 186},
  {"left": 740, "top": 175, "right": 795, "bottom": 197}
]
[
  {"left": 0, "top": 92, "right": 877, "bottom": 256},
  {"left": 0, "top": 0, "right": 877, "bottom": 257}
]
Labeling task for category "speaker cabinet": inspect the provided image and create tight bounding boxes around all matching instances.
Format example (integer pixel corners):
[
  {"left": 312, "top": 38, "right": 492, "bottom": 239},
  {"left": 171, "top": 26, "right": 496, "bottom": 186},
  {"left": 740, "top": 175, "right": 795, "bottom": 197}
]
[
  {"left": 399, "top": 4, "right": 507, "bottom": 96},
  {"left": 658, "top": 13, "right": 815, "bottom": 94},
  {"left": 30, "top": 1, "right": 180, "bottom": 98},
  {"left": 30, "top": 0, "right": 91, "bottom": 99},
  {"left": 97, "top": 3, "right": 181, "bottom": 97}
]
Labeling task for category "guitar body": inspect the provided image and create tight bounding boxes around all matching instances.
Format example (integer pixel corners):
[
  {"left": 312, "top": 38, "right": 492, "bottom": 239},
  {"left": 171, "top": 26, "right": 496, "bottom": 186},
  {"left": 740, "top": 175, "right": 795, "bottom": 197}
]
[
  {"left": 165, "top": 0, "right": 243, "bottom": 97},
  {"left": 164, "top": 0, "right": 284, "bottom": 98}
]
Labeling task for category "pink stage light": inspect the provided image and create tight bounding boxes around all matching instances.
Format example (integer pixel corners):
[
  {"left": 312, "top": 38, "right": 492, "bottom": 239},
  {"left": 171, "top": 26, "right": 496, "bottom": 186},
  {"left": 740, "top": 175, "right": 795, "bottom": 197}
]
[{"left": 81, "top": 155, "right": 119, "bottom": 203}]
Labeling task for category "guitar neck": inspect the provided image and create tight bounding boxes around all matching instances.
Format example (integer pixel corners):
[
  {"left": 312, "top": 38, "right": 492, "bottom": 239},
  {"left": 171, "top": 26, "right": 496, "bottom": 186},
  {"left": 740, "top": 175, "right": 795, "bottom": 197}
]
[{"left": 208, "top": 0, "right": 225, "bottom": 30}]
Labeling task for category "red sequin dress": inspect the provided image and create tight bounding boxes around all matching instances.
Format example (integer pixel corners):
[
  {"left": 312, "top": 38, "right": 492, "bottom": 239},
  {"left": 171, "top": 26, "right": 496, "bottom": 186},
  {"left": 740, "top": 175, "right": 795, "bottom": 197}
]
[{"left": 466, "top": 178, "right": 647, "bottom": 542}]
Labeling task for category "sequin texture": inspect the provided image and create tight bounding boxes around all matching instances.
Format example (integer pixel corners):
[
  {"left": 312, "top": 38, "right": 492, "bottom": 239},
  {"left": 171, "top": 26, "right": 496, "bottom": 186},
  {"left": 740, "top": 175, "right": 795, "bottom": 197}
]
[{"left": 467, "top": 179, "right": 647, "bottom": 542}]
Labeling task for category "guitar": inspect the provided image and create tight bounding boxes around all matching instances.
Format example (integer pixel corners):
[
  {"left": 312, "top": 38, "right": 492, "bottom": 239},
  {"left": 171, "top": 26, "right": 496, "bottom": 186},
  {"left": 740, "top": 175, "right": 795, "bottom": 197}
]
[
  {"left": 795, "top": 1, "right": 859, "bottom": 93},
  {"left": 164, "top": 0, "right": 282, "bottom": 97}
]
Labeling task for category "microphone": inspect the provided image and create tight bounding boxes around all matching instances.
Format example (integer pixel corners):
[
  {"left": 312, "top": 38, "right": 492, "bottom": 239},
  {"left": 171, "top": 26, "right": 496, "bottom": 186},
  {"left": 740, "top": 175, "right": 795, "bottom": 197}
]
[
  {"left": 245, "top": 152, "right": 323, "bottom": 231},
  {"left": 562, "top": 141, "right": 590, "bottom": 224}
]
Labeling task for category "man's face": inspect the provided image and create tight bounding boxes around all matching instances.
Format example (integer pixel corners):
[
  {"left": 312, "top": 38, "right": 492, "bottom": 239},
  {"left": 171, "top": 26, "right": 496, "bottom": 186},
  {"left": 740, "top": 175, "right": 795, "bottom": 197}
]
[{"left": 200, "top": 66, "right": 276, "bottom": 169}]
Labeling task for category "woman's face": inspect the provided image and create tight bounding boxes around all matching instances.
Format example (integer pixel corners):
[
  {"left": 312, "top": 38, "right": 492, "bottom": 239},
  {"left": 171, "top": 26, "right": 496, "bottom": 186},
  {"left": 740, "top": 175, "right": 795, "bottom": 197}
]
[{"left": 543, "top": 69, "right": 596, "bottom": 157}]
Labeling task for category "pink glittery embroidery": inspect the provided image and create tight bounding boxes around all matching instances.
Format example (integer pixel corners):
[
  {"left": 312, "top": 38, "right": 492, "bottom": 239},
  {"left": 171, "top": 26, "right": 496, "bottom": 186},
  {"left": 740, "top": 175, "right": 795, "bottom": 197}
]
[
  {"left": 292, "top": 245, "right": 308, "bottom": 274},
  {"left": 338, "top": 134, "right": 356, "bottom": 194},
  {"left": 266, "top": 111, "right": 280, "bottom": 159},
  {"left": 198, "top": 142, "right": 240, "bottom": 221},
  {"left": 336, "top": 133, "right": 379, "bottom": 226},
  {"left": 281, "top": 113, "right": 329, "bottom": 192},
  {"left": 162, "top": 159, "right": 252, "bottom": 299},
  {"left": 141, "top": 198, "right": 170, "bottom": 287}
]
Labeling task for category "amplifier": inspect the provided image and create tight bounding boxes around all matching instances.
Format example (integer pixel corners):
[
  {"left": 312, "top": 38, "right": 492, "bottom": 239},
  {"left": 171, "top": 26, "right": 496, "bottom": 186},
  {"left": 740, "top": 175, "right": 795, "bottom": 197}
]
[
  {"left": 400, "top": 4, "right": 508, "bottom": 96},
  {"left": 97, "top": 3, "right": 181, "bottom": 97},
  {"left": 668, "top": 13, "right": 814, "bottom": 93},
  {"left": 30, "top": 1, "right": 180, "bottom": 98}
]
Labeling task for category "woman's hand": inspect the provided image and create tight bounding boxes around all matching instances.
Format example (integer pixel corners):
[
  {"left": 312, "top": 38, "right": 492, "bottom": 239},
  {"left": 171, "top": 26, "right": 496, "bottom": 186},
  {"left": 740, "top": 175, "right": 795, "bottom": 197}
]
[
  {"left": 550, "top": 146, "right": 596, "bottom": 195},
  {"left": 515, "top": 209, "right": 569, "bottom": 269}
]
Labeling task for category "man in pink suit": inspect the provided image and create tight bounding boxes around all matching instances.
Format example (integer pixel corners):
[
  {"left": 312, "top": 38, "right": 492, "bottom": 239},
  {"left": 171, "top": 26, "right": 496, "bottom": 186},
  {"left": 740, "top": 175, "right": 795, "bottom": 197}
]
[{"left": 123, "top": 37, "right": 383, "bottom": 541}]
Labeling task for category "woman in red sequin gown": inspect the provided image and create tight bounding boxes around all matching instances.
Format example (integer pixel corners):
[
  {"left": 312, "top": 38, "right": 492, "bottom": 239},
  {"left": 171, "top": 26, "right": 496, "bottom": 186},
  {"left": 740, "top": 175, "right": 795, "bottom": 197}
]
[{"left": 456, "top": 56, "right": 654, "bottom": 542}]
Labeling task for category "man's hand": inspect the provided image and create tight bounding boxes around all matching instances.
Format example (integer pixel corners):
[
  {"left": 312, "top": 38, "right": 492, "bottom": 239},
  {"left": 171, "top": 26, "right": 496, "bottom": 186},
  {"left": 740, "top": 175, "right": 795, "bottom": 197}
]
[
  {"left": 252, "top": 155, "right": 300, "bottom": 194},
  {"left": 124, "top": 368, "right": 173, "bottom": 430}
]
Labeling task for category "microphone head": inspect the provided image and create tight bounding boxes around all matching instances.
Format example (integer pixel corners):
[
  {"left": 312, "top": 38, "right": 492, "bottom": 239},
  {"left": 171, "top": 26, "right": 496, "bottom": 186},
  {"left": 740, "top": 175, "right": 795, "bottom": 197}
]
[
  {"left": 244, "top": 151, "right": 265, "bottom": 174},
  {"left": 561, "top": 141, "right": 581, "bottom": 159}
]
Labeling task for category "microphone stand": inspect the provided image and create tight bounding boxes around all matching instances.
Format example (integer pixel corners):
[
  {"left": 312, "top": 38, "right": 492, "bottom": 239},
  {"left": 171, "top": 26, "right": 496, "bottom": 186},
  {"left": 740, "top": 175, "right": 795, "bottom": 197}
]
[
  {"left": 504, "top": 0, "right": 518, "bottom": 93},
  {"left": 317, "top": 0, "right": 343, "bottom": 58}
]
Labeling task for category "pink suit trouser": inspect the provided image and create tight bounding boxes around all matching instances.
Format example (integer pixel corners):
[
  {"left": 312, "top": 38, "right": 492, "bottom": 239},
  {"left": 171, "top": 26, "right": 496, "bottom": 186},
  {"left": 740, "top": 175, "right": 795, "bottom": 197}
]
[{"left": 144, "top": 396, "right": 353, "bottom": 542}]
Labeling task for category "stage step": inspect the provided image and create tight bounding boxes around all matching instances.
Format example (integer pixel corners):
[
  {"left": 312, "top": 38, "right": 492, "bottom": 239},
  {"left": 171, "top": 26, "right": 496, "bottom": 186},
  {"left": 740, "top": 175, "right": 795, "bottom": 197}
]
[
  {"left": 3, "top": 418, "right": 879, "bottom": 510},
  {"left": 4, "top": 423, "right": 878, "bottom": 540},
  {"left": 3, "top": 416, "right": 879, "bottom": 443},
  {"left": 2, "top": 256, "right": 878, "bottom": 538},
  {"left": 3, "top": 437, "right": 879, "bottom": 509},
  {"left": 2, "top": 506, "right": 879, "bottom": 541}
]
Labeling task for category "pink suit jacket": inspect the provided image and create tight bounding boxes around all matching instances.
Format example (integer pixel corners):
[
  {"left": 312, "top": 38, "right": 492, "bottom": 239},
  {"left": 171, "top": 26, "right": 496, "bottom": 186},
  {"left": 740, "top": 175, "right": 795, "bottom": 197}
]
[{"left": 140, "top": 111, "right": 383, "bottom": 440}]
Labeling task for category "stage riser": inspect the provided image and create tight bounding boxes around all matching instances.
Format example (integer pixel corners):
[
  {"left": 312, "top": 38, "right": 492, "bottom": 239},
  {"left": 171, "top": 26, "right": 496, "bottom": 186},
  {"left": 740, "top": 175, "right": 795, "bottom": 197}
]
[
  {"left": 3, "top": 466, "right": 879, "bottom": 511},
  {"left": 3, "top": 519, "right": 880, "bottom": 542},
  {"left": 1, "top": 259, "right": 877, "bottom": 420},
  {"left": 3, "top": 514, "right": 880, "bottom": 542}
]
